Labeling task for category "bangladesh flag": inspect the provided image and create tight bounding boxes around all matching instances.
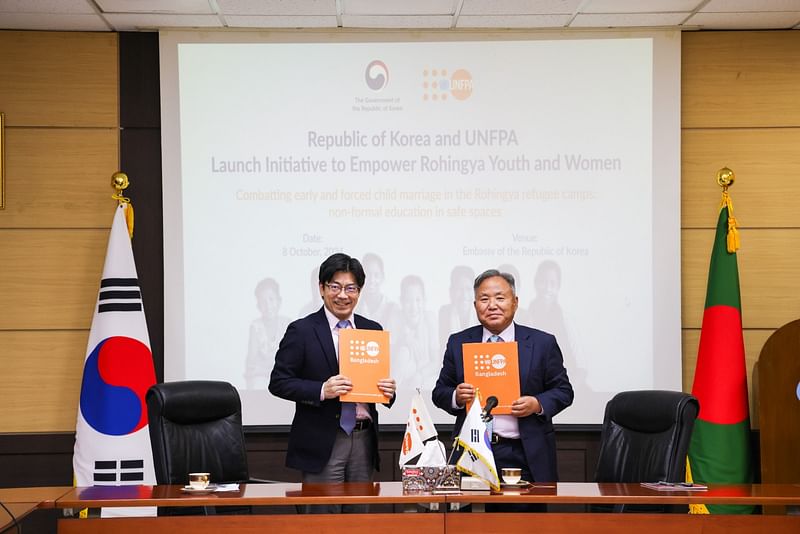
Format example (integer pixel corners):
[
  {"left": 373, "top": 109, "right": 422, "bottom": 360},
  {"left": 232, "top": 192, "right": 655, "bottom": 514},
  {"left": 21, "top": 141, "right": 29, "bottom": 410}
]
[{"left": 687, "top": 198, "right": 753, "bottom": 514}]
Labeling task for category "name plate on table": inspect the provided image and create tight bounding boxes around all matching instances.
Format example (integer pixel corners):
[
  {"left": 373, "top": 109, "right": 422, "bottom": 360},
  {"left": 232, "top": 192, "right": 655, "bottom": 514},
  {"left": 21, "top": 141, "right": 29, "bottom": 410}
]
[
  {"left": 339, "top": 328, "right": 391, "bottom": 403},
  {"left": 401, "top": 466, "right": 459, "bottom": 492}
]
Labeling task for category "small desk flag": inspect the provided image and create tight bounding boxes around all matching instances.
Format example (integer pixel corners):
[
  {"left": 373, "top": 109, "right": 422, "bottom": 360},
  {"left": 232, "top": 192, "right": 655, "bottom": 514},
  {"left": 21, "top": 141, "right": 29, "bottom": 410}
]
[
  {"left": 399, "top": 390, "right": 444, "bottom": 468},
  {"left": 455, "top": 392, "right": 500, "bottom": 491}
]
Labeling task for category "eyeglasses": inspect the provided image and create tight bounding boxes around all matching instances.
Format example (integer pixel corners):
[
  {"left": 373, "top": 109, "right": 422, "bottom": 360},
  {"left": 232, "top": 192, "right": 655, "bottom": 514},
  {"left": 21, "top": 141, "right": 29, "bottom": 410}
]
[{"left": 325, "top": 282, "right": 361, "bottom": 295}]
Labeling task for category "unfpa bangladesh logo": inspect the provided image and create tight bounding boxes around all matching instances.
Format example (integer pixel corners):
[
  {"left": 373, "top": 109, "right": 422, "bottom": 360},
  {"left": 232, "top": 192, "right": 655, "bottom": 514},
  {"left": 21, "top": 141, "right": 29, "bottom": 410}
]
[
  {"left": 365, "top": 60, "right": 389, "bottom": 91},
  {"left": 349, "top": 338, "right": 382, "bottom": 358},
  {"left": 423, "top": 68, "right": 473, "bottom": 101},
  {"left": 491, "top": 354, "right": 507, "bottom": 370}
]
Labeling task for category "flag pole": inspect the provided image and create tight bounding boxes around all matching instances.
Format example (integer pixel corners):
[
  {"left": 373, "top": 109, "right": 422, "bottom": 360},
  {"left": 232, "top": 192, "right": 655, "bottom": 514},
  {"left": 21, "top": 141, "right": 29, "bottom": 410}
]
[
  {"left": 687, "top": 165, "right": 752, "bottom": 515},
  {"left": 72, "top": 171, "right": 157, "bottom": 517}
]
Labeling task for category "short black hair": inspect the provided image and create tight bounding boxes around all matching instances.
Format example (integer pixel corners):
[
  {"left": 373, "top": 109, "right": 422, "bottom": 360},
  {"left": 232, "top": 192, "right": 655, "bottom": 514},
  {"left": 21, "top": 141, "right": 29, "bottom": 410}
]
[
  {"left": 473, "top": 269, "right": 517, "bottom": 296},
  {"left": 318, "top": 253, "right": 366, "bottom": 288}
]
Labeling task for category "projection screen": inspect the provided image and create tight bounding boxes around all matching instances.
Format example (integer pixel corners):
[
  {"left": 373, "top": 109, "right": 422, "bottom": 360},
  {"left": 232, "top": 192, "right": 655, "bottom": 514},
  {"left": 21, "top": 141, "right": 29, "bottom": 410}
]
[{"left": 160, "top": 30, "right": 682, "bottom": 426}]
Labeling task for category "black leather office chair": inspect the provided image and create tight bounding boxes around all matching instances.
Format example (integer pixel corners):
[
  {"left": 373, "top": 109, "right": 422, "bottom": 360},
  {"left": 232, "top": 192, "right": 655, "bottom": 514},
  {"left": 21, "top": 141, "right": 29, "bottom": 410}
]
[
  {"left": 146, "top": 380, "right": 268, "bottom": 515},
  {"left": 593, "top": 390, "right": 699, "bottom": 512}
]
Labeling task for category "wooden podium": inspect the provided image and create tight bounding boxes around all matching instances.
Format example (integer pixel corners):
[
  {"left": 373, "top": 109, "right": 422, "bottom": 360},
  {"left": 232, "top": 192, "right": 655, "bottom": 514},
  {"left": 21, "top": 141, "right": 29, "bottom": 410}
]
[{"left": 758, "top": 318, "right": 800, "bottom": 514}]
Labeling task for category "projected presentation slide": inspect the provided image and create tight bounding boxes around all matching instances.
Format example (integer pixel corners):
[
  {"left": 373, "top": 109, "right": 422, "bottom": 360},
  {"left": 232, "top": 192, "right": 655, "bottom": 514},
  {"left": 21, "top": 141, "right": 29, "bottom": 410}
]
[{"left": 161, "top": 32, "right": 682, "bottom": 426}]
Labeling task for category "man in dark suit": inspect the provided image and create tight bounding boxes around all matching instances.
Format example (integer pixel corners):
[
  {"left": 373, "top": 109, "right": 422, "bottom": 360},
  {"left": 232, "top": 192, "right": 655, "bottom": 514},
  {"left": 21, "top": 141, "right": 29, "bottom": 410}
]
[
  {"left": 432, "top": 269, "right": 573, "bottom": 490},
  {"left": 269, "top": 253, "right": 396, "bottom": 512}
]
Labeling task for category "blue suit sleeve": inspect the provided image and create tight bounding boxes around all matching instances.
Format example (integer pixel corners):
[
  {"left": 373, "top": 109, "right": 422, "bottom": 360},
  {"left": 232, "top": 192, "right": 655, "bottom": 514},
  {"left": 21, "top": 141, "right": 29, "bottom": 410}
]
[
  {"left": 535, "top": 336, "right": 574, "bottom": 419},
  {"left": 268, "top": 321, "right": 325, "bottom": 406},
  {"left": 432, "top": 335, "right": 463, "bottom": 417}
]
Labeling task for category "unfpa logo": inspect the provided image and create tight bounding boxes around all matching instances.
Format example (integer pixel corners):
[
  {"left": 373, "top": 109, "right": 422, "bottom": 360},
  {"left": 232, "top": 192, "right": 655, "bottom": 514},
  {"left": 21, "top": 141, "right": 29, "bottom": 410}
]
[
  {"left": 491, "top": 354, "right": 507, "bottom": 370},
  {"left": 349, "top": 338, "right": 381, "bottom": 357},
  {"left": 423, "top": 68, "right": 473, "bottom": 101},
  {"left": 365, "top": 60, "right": 389, "bottom": 91}
]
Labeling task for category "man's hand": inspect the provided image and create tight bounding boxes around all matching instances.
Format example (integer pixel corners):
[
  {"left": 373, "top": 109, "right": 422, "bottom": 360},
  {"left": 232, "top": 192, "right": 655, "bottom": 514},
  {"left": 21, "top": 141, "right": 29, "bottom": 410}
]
[
  {"left": 510, "top": 395, "right": 542, "bottom": 418},
  {"left": 377, "top": 378, "right": 396, "bottom": 399},
  {"left": 455, "top": 383, "right": 475, "bottom": 408},
  {"left": 323, "top": 374, "right": 353, "bottom": 399}
]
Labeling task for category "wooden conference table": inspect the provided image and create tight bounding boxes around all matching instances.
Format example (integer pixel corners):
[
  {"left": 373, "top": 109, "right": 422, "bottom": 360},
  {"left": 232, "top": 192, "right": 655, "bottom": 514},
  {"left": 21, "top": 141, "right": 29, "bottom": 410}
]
[
  {"left": 0, "top": 487, "right": 72, "bottom": 533},
  {"left": 51, "top": 481, "right": 800, "bottom": 534}
]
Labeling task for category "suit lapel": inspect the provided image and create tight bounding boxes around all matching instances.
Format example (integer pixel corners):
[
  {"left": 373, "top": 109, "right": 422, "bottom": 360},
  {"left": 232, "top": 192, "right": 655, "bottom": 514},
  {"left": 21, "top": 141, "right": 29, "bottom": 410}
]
[
  {"left": 515, "top": 323, "right": 534, "bottom": 387},
  {"left": 459, "top": 326, "right": 483, "bottom": 379},
  {"left": 311, "top": 308, "right": 339, "bottom": 374},
  {"left": 467, "top": 327, "right": 483, "bottom": 343}
]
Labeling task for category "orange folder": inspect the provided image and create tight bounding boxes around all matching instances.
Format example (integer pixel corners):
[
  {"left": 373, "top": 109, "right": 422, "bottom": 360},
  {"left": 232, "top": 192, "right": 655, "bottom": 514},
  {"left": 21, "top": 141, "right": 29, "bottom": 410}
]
[
  {"left": 462, "top": 341, "right": 521, "bottom": 415},
  {"left": 338, "top": 329, "right": 391, "bottom": 403}
]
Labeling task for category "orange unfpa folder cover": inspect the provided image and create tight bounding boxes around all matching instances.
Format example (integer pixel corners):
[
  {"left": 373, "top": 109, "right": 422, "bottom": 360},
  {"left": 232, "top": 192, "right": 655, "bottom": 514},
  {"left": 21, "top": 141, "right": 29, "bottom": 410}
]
[
  {"left": 339, "top": 329, "right": 391, "bottom": 403},
  {"left": 462, "top": 341, "right": 520, "bottom": 415}
]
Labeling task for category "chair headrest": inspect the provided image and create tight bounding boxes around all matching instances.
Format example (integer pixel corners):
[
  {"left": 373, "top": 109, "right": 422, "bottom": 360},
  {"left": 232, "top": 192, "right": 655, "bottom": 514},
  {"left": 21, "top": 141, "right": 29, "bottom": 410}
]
[
  {"left": 147, "top": 380, "right": 241, "bottom": 424},
  {"left": 606, "top": 390, "right": 699, "bottom": 433}
]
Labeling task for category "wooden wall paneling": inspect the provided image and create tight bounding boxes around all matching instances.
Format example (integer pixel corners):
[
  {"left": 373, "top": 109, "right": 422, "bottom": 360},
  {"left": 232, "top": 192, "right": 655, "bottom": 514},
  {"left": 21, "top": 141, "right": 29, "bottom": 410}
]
[
  {"left": 0, "top": 31, "right": 118, "bottom": 128},
  {"left": 556, "top": 430, "right": 602, "bottom": 482},
  {"left": 0, "top": 229, "right": 107, "bottom": 330},
  {"left": 682, "top": 31, "right": 800, "bottom": 128},
  {"left": 681, "top": 228, "right": 800, "bottom": 329},
  {"left": 682, "top": 329, "right": 773, "bottom": 426},
  {"left": 0, "top": 30, "right": 120, "bottom": 438},
  {"left": 0, "top": 128, "right": 119, "bottom": 228},
  {"left": 0, "top": 434, "right": 75, "bottom": 487},
  {"left": 682, "top": 128, "right": 800, "bottom": 229},
  {"left": 0, "top": 331, "right": 88, "bottom": 433}
]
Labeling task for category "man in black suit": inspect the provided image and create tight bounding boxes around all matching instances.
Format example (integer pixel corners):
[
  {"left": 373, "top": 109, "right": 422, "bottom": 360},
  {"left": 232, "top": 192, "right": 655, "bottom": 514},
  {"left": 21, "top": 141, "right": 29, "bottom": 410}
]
[
  {"left": 269, "top": 253, "right": 395, "bottom": 512},
  {"left": 432, "top": 269, "right": 573, "bottom": 491}
]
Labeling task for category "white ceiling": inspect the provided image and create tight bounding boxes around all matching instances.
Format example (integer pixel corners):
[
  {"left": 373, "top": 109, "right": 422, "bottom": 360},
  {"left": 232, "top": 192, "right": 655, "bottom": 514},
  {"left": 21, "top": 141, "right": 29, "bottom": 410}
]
[{"left": 0, "top": 0, "right": 798, "bottom": 32}]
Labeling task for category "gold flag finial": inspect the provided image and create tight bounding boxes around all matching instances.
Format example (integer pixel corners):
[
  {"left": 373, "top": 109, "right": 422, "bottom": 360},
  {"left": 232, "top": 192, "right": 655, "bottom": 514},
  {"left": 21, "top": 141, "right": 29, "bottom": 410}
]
[
  {"left": 717, "top": 167, "right": 739, "bottom": 253},
  {"left": 716, "top": 166, "right": 735, "bottom": 191},
  {"left": 111, "top": 171, "right": 130, "bottom": 203},
  {"left": 111, "top": 171, "right": 134, "bottom": 238}
]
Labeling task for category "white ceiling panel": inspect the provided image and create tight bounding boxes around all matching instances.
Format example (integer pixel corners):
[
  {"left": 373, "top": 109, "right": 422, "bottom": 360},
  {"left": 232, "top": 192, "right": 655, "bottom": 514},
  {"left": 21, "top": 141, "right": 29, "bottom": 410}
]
[
  {"left": 217, "top": 0, "right": 336, "bottom": 16},
  {"left": 343, "top": 0, "right": 455, "bottom": 16},
  {"left": 687, "top": 11, "right": 800, "bottom": 28},
  {"left": 460, "top": 0, "right": 582, "bottom": 16},
  {"left": 224, "top": 15, "right": 337, "bottom": 28},
  {"left": 0, "top": 12, "right": 109, "bottom": 30},
  {"left": 581, "top": 0, "right": 702, "bottom": 14},
  {"left": 104, "top": 13, "right": 223, "bottom": 31},
  {"left": 96, "top": 0, "right": 214, "bottom": 14},
  {"left": 0, "top": 0, "right": 96, "bottom": 14},
  {"left": 457, "top": 14, "right": 571, "bottom": 27},
  {"left": 571, "top": 12, "right": 689, "bottom": 27},
  {"left": 0, "top": 0, "right": 799, "bottom": 31},
  {"left": 341, "top": 14, "right": 453, "bottom": 28},
  {"left": 702, "top": 0, "right": 800, "bottom": 12}
]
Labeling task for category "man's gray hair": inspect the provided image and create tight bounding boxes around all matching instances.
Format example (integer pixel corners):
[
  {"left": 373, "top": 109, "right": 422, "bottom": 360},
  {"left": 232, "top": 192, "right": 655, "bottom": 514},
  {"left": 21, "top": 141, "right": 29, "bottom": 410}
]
[{"left": 473, "top": 269, "right": 517, "bottom": 296}]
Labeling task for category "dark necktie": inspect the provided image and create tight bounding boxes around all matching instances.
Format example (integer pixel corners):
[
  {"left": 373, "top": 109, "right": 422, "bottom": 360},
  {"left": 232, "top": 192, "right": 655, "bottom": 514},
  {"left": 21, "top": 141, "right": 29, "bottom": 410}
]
[{"left": 336, "top": 319, "right": 356, "bottom": 434}]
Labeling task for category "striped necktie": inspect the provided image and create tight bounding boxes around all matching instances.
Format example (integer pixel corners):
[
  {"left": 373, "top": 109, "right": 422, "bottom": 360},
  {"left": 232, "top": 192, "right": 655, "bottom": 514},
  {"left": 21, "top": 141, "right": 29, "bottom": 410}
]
[
  {"left": 336, "top": 319, "right": 356, "bottom": 435},
  {"left": 488, "top": 334, "right": 503, "bottom": 342}
]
